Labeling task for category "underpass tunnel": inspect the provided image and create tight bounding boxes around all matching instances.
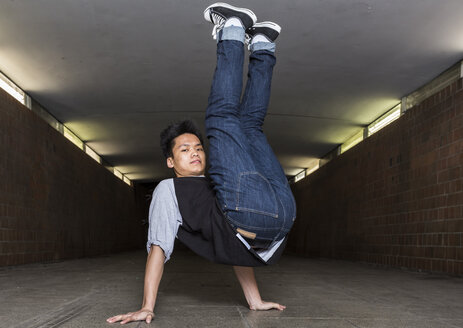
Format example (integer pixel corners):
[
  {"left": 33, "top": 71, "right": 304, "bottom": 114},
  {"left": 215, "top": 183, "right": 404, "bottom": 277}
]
[{"left": 1, "top": 1, "right": 462, "bottom": 327}]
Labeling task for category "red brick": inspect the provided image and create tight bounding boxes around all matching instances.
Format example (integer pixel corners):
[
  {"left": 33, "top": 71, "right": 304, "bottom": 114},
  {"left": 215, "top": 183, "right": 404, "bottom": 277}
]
[
  {"left": 455, "top": 261, "right": 463, "bottom": 275},
  {"left": 0, "top": 87, "right": 149, "bottom": 268},
  {"left": 457, "top": 233, "right": 463, "bottom": 247},
  {"left": 456, "top": 248, "right": 463, "bottom": 261},
  {"left": 446, "top": 219, "right": 463, "bottom": 232},
  {"left": 289, "top": 77, "right": 463, "bottom": 275},
  {"left": 456, "top": 102, "right": 463, "bottom": 116},
  {"left": 446, "top": 247, "right": 457, "bottom": 260}
]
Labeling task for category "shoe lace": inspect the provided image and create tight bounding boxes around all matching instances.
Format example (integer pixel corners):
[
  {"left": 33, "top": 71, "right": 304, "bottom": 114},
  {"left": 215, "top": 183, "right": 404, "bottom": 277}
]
[
  {"left": 244, "top": 33, "right": 252, "bottom": 50},
  {"left": 211, "top": 12, "right": 225, "bottom": 40}
]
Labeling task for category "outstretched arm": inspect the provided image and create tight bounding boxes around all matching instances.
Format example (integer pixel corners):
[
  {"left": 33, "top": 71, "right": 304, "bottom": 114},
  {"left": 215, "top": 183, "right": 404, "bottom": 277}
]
[
  {"left": 107, "top": 245, "right": 165, "bottom": 324},
  {"left": 233, "top": 266, "right": 286, "bottom": 311}
]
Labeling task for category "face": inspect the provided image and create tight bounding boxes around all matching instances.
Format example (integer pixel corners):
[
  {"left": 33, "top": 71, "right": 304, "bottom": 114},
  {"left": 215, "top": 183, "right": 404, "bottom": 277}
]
[{"left": 167, "top": 133, "right": 206, "bottom": 177}]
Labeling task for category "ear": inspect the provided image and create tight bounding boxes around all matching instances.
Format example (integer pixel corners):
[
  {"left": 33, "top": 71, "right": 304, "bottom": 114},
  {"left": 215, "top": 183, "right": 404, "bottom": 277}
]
[{"left": 167, "top": 157, "right": 174, "bottom": 169}]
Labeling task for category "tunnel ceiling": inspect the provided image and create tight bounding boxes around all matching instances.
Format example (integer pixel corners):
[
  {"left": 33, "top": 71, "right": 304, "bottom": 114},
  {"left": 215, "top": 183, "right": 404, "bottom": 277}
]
[{"left": 1, "top": 1, "right": 463, "bottom": 181}]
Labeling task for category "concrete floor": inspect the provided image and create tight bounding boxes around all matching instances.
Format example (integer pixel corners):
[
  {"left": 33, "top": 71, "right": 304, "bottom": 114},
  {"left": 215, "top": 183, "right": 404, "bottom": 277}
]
[{"left": 1, "top": 246, "right": 462, "bottom": 328}]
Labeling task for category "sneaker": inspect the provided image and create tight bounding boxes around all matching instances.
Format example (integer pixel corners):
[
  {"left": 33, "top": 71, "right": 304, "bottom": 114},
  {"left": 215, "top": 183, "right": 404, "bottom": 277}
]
[
  {"left": 204, "top": 2, "right": 257, "bottom": 40},
  {"left": 246, "top": 21, "right": 281, "bottom": 44}
]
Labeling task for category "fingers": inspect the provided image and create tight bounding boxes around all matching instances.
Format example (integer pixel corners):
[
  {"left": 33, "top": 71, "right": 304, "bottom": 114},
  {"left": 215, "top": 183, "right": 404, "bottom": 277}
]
[
  {"left": 106, "top": 313, "right": 133, "bottom": 324},
  {"left": 107, "top": 314, "right": 127, "bottom": 323},
  {"left": 251, "top": 301, "right": 287, "bottom": 311},
  {"left": 266, "top": 302, "right": 286, "bottom": 311},
  {"left": 106, "top": 310, "right": 154, "bottom": 324},
  {"left": 264, "top": 302, "right": 284, "bottom": 311},
  {"left": 274, "top": 303, "right": 286, "bottom": 311},
  {"left": 121, "top": 316, "right": 135, "bottom": 325}
]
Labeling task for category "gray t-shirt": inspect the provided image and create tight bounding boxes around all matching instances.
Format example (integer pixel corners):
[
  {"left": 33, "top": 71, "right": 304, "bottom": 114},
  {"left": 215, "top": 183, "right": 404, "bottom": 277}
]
[{"left": 146, "top": 178, "right": 283, "bottom": 263}]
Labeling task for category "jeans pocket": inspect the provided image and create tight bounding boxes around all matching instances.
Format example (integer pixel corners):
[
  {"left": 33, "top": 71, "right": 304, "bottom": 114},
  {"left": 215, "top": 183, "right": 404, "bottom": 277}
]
[{"left": 235, "top": 172, "right": 278, "bottom": 218}]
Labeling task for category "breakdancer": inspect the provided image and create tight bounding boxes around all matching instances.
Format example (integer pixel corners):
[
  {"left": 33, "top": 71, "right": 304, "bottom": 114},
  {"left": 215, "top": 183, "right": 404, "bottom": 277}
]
[{"left": 107, "top": 3, "right": 296, "bottom": 324}]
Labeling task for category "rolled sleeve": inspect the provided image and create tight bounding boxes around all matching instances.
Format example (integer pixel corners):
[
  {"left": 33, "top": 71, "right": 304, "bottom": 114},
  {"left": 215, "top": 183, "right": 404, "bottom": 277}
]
[{"left": 146, "top": 179, "right": 182, "bottom": 262}]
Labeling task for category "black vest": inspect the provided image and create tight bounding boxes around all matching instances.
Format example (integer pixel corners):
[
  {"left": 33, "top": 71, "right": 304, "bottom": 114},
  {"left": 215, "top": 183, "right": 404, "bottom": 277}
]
[{"left": 174, "top": 177, "right": 286, "bottom": 266}]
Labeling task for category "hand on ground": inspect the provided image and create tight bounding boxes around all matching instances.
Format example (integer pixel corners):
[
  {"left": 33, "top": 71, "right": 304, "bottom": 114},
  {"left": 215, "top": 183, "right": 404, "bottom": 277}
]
[
  {"left": 250, "top": 301, "right": 286, "bottom": 311},
  {"left": 106, "top": 309, "right": 154, "bottom": 324}
]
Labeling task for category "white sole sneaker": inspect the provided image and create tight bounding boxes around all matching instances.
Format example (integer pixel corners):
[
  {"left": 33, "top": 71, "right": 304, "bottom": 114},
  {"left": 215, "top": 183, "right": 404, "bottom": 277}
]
[
  {"left": 253, "top": 21, "right": 281, "bottom": 34},
  {"left": 247, "top": 21, "right": 282, "bottom": 42},
  {"left": 203, "top": 2, "right": 257, "bottom": 29}
]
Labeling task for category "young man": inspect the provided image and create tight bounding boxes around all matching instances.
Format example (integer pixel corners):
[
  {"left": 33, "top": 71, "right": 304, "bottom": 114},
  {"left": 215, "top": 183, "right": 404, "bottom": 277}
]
[{"left": 107, "top": 3, "right": 296, "bottom": 324}]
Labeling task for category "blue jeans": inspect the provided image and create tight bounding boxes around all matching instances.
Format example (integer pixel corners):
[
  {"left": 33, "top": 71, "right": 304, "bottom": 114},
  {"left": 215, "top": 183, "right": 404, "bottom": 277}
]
[{"left": 205, "top": 32, "right": 296, "bottom": 244}]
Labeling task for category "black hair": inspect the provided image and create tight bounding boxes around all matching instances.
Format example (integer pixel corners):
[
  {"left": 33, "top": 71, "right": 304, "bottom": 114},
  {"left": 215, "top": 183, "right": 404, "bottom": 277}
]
[{"left": 160, "top": 120, "right": 204, "bottom": 158}]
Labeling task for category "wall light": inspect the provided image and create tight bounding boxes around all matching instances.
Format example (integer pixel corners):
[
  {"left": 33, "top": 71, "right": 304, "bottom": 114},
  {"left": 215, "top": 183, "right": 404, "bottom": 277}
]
[
  {"left": 0, "top": 72, "right": 133, "bottom": 186},
  {"left": 306, "top": 162, "right": 320, "bottom": 175},
  {"left": 341, "top": 129, "right": 365, "bottom": 154},
  {"left": 294, "top": 170, "right": 306, "bottom": 183},
  {"left": 63, "top": 126, "right": 84, "bottom": 150},
  {"left": 368, "top": 103, "right": 401, "bottom": 136},
  {"left": 292, "top": 160, "right": 321, "bottom": 183},
  {"left": 0, "top": 71, "right": 28, "bottom": 106},
  {"left": 113, "top": 169, "right": 123, "bottom": 180},
  {"left": 123, "top": 175, "right": 132, "bottom": 186},
  {"left": 85, "top": 145, "right": 102, "bottom": 164}
]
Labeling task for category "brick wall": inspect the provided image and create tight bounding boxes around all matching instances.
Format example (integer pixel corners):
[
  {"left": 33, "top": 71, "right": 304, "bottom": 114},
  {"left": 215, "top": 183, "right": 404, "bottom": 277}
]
[
  {"left": 0, "top": 89, "right": 149, "bottom": 266},
  {"left": 288, "top": 78, "right": 463, "bottom": 275}
]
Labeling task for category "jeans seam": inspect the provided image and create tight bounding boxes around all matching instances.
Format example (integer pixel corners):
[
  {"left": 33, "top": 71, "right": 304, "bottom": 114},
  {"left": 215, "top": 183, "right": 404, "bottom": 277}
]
[
  {"left": 236, "top": 171, "right": 279, "bottom": 217},
  {"left": 226, "top": 214, "right": 282, "bottom": 231},
  {"left": 235, "top": 207, "right": 278, "bottom": 218}
]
